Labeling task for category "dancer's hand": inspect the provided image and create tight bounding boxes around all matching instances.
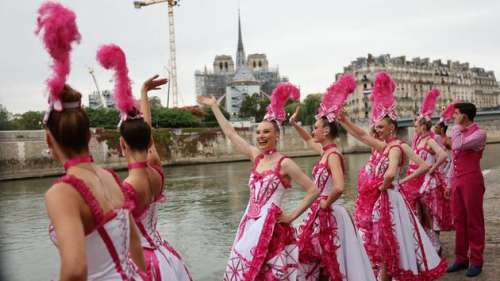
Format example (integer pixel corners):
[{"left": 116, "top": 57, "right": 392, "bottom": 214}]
[
  {"left": 378, "top": 184, "right": 388, "bottom": 191},
  {"left": 197, "top": 95, "right": 217, "bottom": 108},
  {"left": 444, "top": 188, "right": 451, "bottom": 199},
  {"left": 319, "top": 199, "right": 329, "bottom": 209},
  {"left": 277, "top": 213, "right": 294, "bottom": 224},
  {"left": 142, "top": 74, "right": 168, "bottom": 93},
  {"left": 289, "top": 106, "right": 300, "bottom": 126},
  {"left": 337, "top": 111, "right": 346, "bottom": 122}
]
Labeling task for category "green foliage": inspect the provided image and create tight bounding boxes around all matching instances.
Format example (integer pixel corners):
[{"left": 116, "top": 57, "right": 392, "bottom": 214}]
[
  {"left": 238, "top": 95, "right": 269, "bottom": 122},
  {"left": 10, "top": 111, "right": 44, "bottom": 130},
  {"left": 201, "top": 106, "right": 230, "bottom": 127},
  {"left": 0, "top": 105, "right": 11, "bottom": 130},
  {"left": 302, "top": 94, "right": 322, "bottom": 125},
  {"left": 154, "top": 108, "right": 201, "bottom": 128},
  {"left": 86, "top": 107, "right": 120, "bottom": 129}
]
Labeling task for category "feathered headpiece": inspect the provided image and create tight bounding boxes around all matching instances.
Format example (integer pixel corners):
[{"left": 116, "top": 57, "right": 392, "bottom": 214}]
[
  {"left": 418, "top": 88, "right": 440, "bottom": 121},
  {"left": 440, "top": 102, "right": 455, "bottom": 123},
  {"left": 96, "top": 44, "right": 140, "bottom": 126},
  {"left": 370, "top": 71, "right": 397, "bottom": 125},
  {"left": 315, "top": 74, "right": 356, "bottom": 122},
  {"left": 263, "top": 82, "right": 300, "bottom": 126},
  {"left": 35, "top": 1, "right": 81, "bottom": 122}
]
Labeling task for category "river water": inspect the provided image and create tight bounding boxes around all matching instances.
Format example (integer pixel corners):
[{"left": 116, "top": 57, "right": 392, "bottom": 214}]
[{"left": 1, "top": 144, "right": 499, "bottom": 281}]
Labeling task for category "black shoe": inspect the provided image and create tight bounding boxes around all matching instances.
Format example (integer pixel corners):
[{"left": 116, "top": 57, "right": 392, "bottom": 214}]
[
  {"left": 465, "top": 265, "right": 482, "bottom": 277},
  {"left": 447, "top": 262, "right": 468, "bottom": 273}
]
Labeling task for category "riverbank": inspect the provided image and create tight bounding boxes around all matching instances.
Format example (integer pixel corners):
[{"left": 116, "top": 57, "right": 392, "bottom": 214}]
[
  {"left": 440, "top": 166, "right": 500, "bottom": 280},
  {"left": 1, "top": 122, "right": 500, "bottom": 180}
]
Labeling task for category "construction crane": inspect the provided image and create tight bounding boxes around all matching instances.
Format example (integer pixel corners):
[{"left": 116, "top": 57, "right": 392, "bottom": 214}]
[
  {"left": 134, "top": 0, "right": 181, "bottom": 108},
  {"left": 87, "top": 67, "right": 107, "bottom": 108}
]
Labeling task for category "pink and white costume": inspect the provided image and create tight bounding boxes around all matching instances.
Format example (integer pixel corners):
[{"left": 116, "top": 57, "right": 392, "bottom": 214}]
[
  {"left": 224, "top": 154, "right": 299, "bottom": 281},
  {"left": 401, "top": 133, "right": 454, "bottom": 232},
  {"left": 49, "top": 170, "right": 147, "bottom": 281},
  {"left": 297, "top": 150, "right": 376, "bottom": 281},
  {"left": 358, "top": 144, "right": 447, "bottom": 280},
  {"left": 354, "top": 149, "right": 382, "bottom": 241},
  {"left": 121, "top": 163, "right": 192, "bottom": 281}
]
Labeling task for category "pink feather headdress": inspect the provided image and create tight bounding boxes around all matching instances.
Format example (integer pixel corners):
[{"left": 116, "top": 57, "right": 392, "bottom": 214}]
[
  {"left": 263, "top": 82, "right": 300, "bottom": 126},
  {"left": 370, "top": 71, "right": 397, "bottom": 126},
  {"left": 35, "top": 1, "right": 81, "bottom": 122},
  {"left": 316, "top": 74, "right": 356, "bottom": 123},
  {"left": 440, "top": 102, "right": 455, "bottom": 123},
  {"left": 96, "top": 44, "right": 140, "bottom": 126},
  {"left": 418, "top": 88, "right": 440, "bottom": 121}
]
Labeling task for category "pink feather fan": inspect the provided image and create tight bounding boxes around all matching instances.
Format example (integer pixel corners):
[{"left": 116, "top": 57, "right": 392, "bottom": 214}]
[
  {"left": 35, "top": 1, "right": 81, "bottom": 107},
  {"left": 264, "top": 82, "right": 301, "bottom": 125},
  {"left": 316, "top": 74, "right": 356, "bottom": 122},
  {"left": 370, "top": 71, "right": 397, "bottom": 125},
  {"left": 440, "top": 102, "right": 455, "bottom": 123},
  {"left": 96, "top": 44, "right": 137, "bottom": 118},
  {"left": 420, "top": 87, "right": 440, "bottom": 120}
]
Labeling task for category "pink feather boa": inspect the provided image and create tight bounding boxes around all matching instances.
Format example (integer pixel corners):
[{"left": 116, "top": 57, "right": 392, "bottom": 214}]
[
  {"left": 420, "top": 88, "right": 440, "bottom": 119},
  {"left": 96, "top": 44, "right": 137, "bottom": 116},
  {"left": 35, "top": 1, "right": 81, "bottom": 104},
  {"left": 264, "top": 82, "right": 300, "bottom": 125},
  {"left": 316, "top": 74, "right": 356, "bottom": 122},
  {"left": 370, "top": 71, "right": 397, "bottom": 125}
]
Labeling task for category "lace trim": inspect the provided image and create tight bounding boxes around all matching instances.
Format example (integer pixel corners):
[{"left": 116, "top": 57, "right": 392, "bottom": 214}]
[{"left": 55, "top": 175, "right": 104, "bottom": 224}]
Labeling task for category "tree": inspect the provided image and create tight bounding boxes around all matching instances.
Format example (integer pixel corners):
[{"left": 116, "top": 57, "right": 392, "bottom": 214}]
[
  {"left": 149, "top": 96, "right": 163, "bottom": 109},
  {"left": 155, "top": 108, "right": 201, "bottom": 128},
  {"left": 11, "top": 111, "right": 44, "bottom": 130},
  {"left": 0, "top": 105, "right": 11, "bottom": 130},
  {"left": 86, "top": 107, "right": 119, "bottom": 129},
  {"left": 201, "top": 106, "right": 230, "bottom": 127},
  {"left": 302, "top": 94, "right": 322, "bottom": 125}
]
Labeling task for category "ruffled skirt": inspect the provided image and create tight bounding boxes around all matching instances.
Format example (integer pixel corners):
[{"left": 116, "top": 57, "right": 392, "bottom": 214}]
[{"left": 223, "top": 204, "right": 299, "bottom": 281}]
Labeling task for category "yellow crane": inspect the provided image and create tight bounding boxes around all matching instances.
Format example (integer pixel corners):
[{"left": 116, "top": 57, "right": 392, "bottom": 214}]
[{"left": 133, "top": 0, "right": 181, "bottom": 108}]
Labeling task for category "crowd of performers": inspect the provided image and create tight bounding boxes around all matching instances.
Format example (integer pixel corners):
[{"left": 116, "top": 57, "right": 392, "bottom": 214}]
[{"left": 36, "top": 2, "right": 487, "bottom": 280}]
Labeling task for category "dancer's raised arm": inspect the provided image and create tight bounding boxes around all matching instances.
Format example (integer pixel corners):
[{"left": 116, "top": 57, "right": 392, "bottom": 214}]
[
  {"left": 197, "top": 95, "right": 260, "bottom": 160},
  {"left": 337, "top": 112, "right": 386, "bottom": 152},
  {"left": 278, "top": 159, "right": 319, "bottom": 223},
  {"left": 140, "top": 74, "right": 168, "bottom": 167},
  {"left": 289, "top": 106, "right": 322, "bottom": 153}
]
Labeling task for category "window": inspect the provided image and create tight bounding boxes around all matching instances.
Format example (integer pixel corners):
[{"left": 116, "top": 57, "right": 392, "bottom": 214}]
[
  {"left": 258, "top": 61, "right": 262, "bottom": 67},
  {"left": 253, "top": 61, "right": 256, "bottom": 68}
]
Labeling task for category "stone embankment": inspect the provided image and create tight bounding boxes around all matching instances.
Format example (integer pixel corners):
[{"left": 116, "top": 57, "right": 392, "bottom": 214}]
[{"left": 1, "top": 119, "right": 500, "bottom": 180}]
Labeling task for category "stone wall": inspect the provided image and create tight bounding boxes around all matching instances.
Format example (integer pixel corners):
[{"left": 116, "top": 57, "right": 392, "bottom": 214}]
[{"left": 1, "top": 120, "right": 500, "bottom": 181}]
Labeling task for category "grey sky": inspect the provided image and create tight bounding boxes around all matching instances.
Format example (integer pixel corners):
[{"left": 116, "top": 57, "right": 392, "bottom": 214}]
[{"left": 1, "top": 0, "right": 499, "bottom": 113}]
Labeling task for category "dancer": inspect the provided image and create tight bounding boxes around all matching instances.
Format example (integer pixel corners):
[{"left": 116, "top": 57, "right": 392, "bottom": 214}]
[
  {"left": 96, "top": 44, "right": 192, "bottom": 281},
  {"left": 401, "top": 88, "right": 453, "bottom": 254},
  {"left": 197, "top": 83, "right": 319, "bottom": 281},
  {"left": 37, "top": 3, "right": 147, "bottom": 280},
  {"left": 446, "top": 102, "right": 487, "bottom": 277},
  {"left": 434, "top": 103, "right": 455, "bottom": 189},
  {"left": 337, "top": 72, "right": 447, "bottom": 281},
  {"left": 290, "top": 75, "right": 376, "bottom": 281}
]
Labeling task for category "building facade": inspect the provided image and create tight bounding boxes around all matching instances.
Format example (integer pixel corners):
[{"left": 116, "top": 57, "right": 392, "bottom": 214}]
[
  {"left": 340, "top": 54, "right": 500, "bottom": 120},
  {"left": 195, "top": 14, "right": 286, "bottom": 115}
]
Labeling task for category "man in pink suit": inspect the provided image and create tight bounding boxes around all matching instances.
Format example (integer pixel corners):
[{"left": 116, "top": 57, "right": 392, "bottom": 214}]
[{"left": 446, "top": 102, "right": 487, "bottom": 277}]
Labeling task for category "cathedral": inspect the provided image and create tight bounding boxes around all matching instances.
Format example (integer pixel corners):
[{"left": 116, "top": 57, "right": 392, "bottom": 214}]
[{"left": 194, "top": 13, "right": 286, "bottom": 116}]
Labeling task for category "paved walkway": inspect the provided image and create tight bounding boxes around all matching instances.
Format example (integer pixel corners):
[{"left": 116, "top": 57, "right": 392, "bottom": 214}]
[{"left": 440, "top": 167, "right": 500, "bottom": 280}]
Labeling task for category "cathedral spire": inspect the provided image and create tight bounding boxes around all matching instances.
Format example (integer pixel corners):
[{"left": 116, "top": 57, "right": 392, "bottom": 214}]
[{"left": 236, "top": 10, "right": 246, "bottom": 67}]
